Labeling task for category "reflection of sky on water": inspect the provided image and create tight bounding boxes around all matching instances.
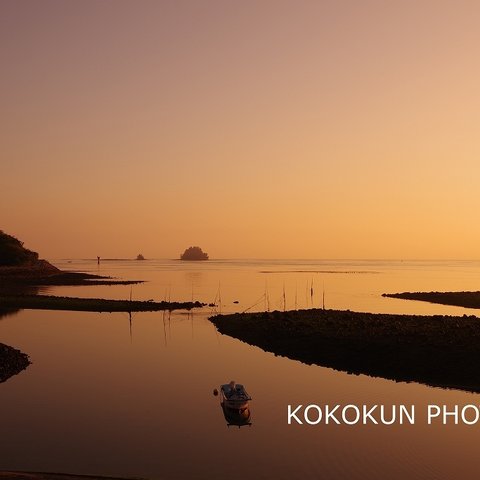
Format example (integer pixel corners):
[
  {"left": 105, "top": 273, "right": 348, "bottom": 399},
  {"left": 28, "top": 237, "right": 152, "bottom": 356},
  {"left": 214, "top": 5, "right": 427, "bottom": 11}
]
[{"left": 1, "top": 260, "right": 480, "bottom": 479}]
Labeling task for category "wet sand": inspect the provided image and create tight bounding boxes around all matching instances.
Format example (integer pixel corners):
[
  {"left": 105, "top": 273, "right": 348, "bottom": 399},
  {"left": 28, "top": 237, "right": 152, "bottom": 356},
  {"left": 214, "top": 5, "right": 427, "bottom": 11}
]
[{"left": 210, "top": 308, "right": 480, "bottom": 392}]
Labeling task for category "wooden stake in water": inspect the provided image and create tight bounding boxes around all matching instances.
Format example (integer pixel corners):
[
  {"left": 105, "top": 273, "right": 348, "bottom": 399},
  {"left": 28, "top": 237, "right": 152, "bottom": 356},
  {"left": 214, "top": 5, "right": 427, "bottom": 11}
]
[
  {"left": 218, "top": 282, "right": 222, "bottom": 314},
  {"left": 265, "top": 281, "right": 270, "bottom": 312},
  {"left": 295, "top": 282, "right": 298, "bottom": 310}
]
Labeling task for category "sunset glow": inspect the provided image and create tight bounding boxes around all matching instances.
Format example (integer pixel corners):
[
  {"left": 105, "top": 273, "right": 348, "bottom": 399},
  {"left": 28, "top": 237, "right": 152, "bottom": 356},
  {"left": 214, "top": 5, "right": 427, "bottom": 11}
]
[{"left": 2, "top": 1, "right": 480, "bottom": 259}]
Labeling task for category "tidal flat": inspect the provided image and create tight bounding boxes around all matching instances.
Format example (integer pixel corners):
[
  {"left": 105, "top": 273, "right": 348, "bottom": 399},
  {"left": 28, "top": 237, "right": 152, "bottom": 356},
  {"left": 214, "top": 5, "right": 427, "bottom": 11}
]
[{"left": 210, "top": 308, "right": 480, "bottom": 393}]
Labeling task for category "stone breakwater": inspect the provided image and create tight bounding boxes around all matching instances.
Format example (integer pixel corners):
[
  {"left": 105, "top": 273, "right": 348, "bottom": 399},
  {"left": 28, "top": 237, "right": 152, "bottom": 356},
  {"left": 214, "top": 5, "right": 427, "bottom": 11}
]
[
  {"left": 0, "top": 295, "right": 205, "bottom": 312},
  {"left": 383, "top": 291, "right": 480, "bottom": 309},
  {"left": 210, "top": 308, "right": 480, "bottom": 393},
  {"left": 0, "top": 342, "right": 30, "bottom": 383}
]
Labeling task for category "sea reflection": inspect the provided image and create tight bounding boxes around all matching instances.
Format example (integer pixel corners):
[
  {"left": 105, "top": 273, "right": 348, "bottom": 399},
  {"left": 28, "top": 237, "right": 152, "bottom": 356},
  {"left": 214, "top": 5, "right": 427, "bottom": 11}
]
[
  {"left": 2, "top": 260, "right": 480, "bottom": 479},
  {"left": 0, "top": 308, "right": 21, "bottom": 320},
  {"left": 220, "top": 404, "right": 252, "bottom": 428}
]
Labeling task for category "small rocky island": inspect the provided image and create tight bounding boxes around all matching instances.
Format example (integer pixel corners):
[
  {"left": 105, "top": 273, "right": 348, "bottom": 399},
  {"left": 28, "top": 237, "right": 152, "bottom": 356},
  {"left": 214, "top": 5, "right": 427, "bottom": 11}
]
[
  {"left": 180, "top": 246, "right": 209, "bottom": 261},
  {"left": 136, "top": 254, "right": 145, "bottom": 260}
]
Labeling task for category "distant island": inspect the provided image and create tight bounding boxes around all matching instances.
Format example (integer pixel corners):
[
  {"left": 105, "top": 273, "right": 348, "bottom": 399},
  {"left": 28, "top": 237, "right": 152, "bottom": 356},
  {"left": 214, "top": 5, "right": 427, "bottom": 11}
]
[
  {"left": 136, "top": 254, "right": 145, "bottom": 260},
  {"left": 180, "top": 246, "right": 209, "bottom": 261}
]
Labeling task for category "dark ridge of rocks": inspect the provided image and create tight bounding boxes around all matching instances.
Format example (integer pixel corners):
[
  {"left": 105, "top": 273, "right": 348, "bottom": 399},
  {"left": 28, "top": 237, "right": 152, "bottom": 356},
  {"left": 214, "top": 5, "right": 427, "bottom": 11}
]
[
  {"left": 0, "top": 342, "right": 30, "bottom": 383},
  {"left": 383, "top": 291, "right": 480, "bottom": 309},
  {"left": 210, "top": 308, "right": 480, "bottom": 393},
  {"left": 0, "top": 269, "right": 144, "bottom": 287},
  {"left": 0, "top": 294, "right": 205, "bottom": 313}
]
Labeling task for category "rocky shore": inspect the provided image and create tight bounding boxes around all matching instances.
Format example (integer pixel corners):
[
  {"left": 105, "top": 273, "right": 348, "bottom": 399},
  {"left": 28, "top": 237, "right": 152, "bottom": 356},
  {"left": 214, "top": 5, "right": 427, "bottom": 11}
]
[
  {"left": 0, "top": 295, "right": 205, "bottom": 313},
  {"left": 383, "top": 291, "right": 480, "bottom": 309},
  {"left": 0, "top": 342, "right": 30, "bottom": 383},
  {"left": 0, "top": 265, "right": 143, "bottom": 288},
  {"left": 210, "top": 308, "right": 480, "bottom": 393}
]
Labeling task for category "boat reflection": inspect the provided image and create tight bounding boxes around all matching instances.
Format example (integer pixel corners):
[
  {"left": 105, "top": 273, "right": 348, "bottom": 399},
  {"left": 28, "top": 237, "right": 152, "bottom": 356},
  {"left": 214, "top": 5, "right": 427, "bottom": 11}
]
[{"left": 221, "top": 403, "right": 252, "bottom": 428}]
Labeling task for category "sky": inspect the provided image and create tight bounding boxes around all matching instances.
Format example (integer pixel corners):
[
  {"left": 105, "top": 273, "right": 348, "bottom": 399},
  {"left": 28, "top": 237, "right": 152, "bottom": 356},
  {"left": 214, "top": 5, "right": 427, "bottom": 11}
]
[{"left": 1, "top": 0, "right": 480, "bottom": 259}]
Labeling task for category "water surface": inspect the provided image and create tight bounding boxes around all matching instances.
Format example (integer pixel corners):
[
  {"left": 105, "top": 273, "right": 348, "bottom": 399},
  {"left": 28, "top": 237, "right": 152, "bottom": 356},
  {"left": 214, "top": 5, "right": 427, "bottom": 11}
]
[{"left": 2, "top": 259, "right": 480, "bottom": 479}]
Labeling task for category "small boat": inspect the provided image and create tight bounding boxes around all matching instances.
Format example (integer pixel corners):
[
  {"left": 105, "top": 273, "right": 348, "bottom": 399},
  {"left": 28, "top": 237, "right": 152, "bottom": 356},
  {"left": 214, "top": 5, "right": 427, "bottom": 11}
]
[{"left": 220, "top": 381, "right": 252, "bottom": 412}]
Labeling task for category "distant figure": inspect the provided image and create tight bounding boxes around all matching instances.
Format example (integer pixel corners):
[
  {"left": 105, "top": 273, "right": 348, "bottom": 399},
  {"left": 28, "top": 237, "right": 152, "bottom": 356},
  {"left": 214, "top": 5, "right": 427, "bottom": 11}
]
[{"left": 97, "top": 256, "right": 100, "bottom": 265}]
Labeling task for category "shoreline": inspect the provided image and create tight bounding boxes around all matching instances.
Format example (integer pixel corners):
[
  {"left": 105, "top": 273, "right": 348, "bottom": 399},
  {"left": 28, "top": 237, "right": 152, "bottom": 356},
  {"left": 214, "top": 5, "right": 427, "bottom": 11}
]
[
  {"left": 0, "top": 267, "right": 144, "bottom": 287},
  {"left": 383, "top": 291, "right": 480, "bottom": 309},
  {"left": 0, "top": 294, "right": 205, "bottom": 313},
  {"left": 0, "top": 343, "right": 30, "bottom": 383},
  {"left": 0, "top": 473, "right": 146, "bottom": 480},
  {"left": 210, "top": 308, "right": 480, "bottom": 393}
]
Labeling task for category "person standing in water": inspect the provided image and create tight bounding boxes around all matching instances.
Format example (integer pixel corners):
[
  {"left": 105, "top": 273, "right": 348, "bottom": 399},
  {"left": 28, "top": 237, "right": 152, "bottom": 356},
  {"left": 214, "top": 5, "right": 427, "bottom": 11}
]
[{"left": 97, "top": 256, "right": 100, "bottom": 265}]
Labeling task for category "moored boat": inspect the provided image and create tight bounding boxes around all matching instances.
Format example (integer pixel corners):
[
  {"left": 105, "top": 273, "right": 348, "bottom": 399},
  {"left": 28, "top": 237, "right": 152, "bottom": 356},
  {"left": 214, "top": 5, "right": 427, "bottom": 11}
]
[{"left": 220, "top": 380, "right": 252, "bottom": 411}]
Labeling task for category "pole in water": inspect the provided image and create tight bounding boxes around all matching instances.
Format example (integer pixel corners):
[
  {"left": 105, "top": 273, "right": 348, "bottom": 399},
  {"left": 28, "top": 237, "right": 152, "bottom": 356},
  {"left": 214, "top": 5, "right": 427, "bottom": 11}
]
[{"left": 310, "top": 278, "right": 314, "bottom": 306}]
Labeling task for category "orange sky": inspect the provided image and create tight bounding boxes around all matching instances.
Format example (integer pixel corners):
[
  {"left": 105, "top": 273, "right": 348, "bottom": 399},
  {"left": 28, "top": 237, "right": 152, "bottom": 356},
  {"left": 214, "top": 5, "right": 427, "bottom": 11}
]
[{"left": 2, "top": 1, "right": 480, "bottom": 259}]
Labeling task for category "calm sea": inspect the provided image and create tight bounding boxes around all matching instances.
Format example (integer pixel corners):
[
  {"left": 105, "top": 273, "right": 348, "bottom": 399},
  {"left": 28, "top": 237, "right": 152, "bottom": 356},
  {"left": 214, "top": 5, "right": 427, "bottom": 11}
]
[{"left": 1, "top": 259, "right": 480, "bottom": 479}]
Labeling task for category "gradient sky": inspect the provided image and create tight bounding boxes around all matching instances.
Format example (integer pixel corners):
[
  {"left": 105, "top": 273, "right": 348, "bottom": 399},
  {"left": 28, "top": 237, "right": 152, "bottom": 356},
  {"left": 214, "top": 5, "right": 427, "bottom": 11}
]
[{"left": 2, "top": 1, "right": 480, "bottom": 259}]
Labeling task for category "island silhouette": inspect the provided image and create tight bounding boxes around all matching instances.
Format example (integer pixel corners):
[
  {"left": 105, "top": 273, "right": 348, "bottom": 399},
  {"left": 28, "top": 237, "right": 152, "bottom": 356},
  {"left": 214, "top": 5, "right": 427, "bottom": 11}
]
[{"left": 180, "top": 246, "right": 209, "bottom": 260}]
